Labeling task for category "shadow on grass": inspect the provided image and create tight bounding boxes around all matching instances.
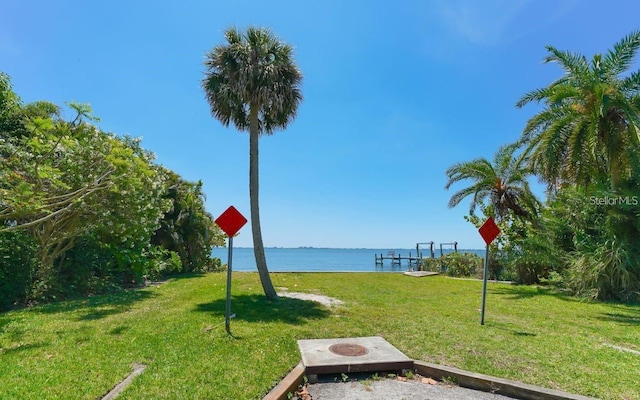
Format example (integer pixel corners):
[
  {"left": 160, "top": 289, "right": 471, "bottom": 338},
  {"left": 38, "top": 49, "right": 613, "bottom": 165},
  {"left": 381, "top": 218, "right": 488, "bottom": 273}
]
[
  {"left": 0, "top": 341, "right": 47, "bottom": 356},
  {"left": 108, "top": 325, "right": 130, "bottom": 335},
  {"left": 491, "top": 322, "right": 537, "bottom": 337},
  {"left": 26, "top": 288, "right": 156, "bottom": 322},
  {"left": 0, "top": 318, "right": 26, "bottom": 343},
  {"left": 165, "top": 272, "right": 208, "bottom": 281},
  {"left": 489, "top": 285, "right": 576, "bottom": 301},
  {"left": 194, "top": 294, "right": 331, "bottom": 325},
  {"left": 597, "top": 311, "right": 640, "bottom": 326}
]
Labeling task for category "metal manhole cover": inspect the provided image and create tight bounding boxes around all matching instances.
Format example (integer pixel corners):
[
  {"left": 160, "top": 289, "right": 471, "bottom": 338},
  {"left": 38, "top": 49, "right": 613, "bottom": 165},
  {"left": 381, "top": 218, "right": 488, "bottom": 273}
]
[{"left": 329, "top": 343, "right": 369, "bottom": 357}]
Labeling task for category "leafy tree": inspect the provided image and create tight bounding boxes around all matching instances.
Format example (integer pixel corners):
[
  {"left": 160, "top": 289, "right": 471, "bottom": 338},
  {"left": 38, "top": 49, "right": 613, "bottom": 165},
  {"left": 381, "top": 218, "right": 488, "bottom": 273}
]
[
  {"left": 1, "top": 71, "right": 226, "bottom": 303},
  {"left": 463, "top": 202, "right": 553, "bottom": 284},
  {"left": 1, "top": 91, "right": 170, "bottom": 292},
  {"left": 0, "top": 72, "right": 24, "bottom": 136},
  {"left": 517, "top": 30, "right": 640, "bottom": 192},
  {"left": 202, "top": 27, "right": 303, "bottom": 299},
  {"left": 1, "top": 103, "right": 115, "bottom": 279},
  {"left": 82, "top": 134, "right": 171, "bottom": 282},
  {"left": 445, "top": 144, "right": 539, "bottom": 221}
]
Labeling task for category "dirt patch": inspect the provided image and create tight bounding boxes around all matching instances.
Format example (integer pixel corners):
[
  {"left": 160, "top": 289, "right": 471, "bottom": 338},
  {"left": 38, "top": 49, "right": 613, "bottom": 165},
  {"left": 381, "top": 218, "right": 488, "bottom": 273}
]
[{"left": 277, "top": 288, "right": 344, "bottom": 307}]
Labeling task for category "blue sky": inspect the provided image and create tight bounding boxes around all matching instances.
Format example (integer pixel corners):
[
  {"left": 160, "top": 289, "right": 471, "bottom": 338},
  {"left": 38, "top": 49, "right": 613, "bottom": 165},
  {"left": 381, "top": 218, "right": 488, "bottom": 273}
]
[{"left": 3, "top": 0, "right": 640, "bottom": 249}]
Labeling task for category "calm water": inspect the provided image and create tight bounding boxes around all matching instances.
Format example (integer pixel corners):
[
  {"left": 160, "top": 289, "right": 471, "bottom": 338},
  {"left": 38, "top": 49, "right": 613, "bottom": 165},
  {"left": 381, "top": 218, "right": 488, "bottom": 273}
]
[{"left": 211, "top": 247, "right": 485, "bottom": 272}]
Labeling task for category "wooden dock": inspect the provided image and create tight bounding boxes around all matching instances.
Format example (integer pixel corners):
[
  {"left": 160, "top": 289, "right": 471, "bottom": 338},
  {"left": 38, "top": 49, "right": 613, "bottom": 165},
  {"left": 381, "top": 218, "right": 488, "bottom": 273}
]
[
  {"left": 375, "top": 252, "right": 423, "bottom": 267},
  {"left": 375, "top": 242, "right": 458, "bottom": 269}
]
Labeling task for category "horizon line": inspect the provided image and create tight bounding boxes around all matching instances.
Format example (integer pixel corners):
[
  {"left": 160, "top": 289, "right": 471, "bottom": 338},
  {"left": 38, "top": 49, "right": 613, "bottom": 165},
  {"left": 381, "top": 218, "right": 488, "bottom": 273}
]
[{"left": 213, "top": 246, "right": 485, "bottom": 250}]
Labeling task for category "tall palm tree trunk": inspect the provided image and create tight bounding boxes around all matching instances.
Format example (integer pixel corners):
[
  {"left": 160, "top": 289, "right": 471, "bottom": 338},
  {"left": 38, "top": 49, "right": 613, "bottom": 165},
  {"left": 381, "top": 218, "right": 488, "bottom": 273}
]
[
  {"left": 249, "top": 105, "right": 278, "bottom": 300},
  {"left": 609, "top": 147, "right": 622, "bottom": 192}
]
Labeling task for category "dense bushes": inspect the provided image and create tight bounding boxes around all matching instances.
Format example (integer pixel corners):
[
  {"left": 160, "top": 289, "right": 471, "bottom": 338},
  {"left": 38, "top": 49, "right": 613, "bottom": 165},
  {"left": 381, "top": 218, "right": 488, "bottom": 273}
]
[
  {"left": 461, "top": 186, "right": 640, "bottom": 302},
  {"left": 0, "top": 73, "right": 225, "bottom": 310},
  {"left": 543, "top": 186, "right": 640, "bottom": 302},
  {"left": 419, "top": 252, "right": 483, "bottom": 278},
  {"left": 0, "top": 231, "right": 37, "bottom": 308}
]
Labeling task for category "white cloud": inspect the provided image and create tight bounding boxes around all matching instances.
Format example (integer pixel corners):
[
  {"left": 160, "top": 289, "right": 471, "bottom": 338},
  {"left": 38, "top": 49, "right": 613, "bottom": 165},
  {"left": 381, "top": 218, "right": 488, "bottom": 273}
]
[
  {"left": 434, "top": 0, "right": 577, "bottom": 47},
  {"left": 436, "top": 0, "right": 531, "bottom": 46}
]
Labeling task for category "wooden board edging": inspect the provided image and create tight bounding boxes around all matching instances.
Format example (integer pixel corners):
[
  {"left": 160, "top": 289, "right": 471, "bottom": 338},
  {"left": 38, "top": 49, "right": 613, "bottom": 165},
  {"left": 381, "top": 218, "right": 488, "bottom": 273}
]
[
  {"left": 262, "top": 362, "right": 305, "bottom": 400},
  {"left": 413, "top": 361, "right": 595, "bottom": 400}
]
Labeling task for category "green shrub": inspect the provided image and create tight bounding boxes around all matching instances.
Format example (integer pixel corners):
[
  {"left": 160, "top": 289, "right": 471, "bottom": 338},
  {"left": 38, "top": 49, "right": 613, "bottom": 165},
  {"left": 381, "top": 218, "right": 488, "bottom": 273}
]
[
  {"left": 539, "top": 271, "right": 564, "bottom": 288},
  {"left": 418, "top": 257, "right": 440, "bottom": 272},
  {"left": 544, "top": 185, "right": 640, "bottom": 302},
  {"left": 201, "top": 256, "right": 225, "bottom": 272},
  {"left": 0, "top": 231, "right": 37, "bottom": 310},
  {"left": 565, "top": 239, "right": 640, "bottom": 302},
  {"left": 56, "top": 236, "right": 119, "bottom": 297},
  {"left": 464, "top": 208, "right": 547, "bottom": 283},
  {"left": 145, "top": 246, "right": 183, "bottom": 280},
  {"left": 441, "top": 252, "right": 482, "bottom": 277},
  {"left": 420, "top": 253, "right": 482, "bottom": 278}
]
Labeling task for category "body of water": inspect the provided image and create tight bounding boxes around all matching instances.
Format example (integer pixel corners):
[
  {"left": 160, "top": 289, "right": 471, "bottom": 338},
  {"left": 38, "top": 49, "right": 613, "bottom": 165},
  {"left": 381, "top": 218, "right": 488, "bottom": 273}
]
[{"left": 211, "top": 247, "right": 485, "bottom": 272}]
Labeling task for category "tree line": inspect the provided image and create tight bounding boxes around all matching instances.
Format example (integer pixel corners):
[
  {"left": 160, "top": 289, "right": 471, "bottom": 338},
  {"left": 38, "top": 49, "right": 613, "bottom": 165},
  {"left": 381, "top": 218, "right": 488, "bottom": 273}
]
[
  {"left": 0, "top": 72, "right": 225, "bottom": 310},
  {"left": 446, "top": 31, "right": 640, "bottom": 302}
]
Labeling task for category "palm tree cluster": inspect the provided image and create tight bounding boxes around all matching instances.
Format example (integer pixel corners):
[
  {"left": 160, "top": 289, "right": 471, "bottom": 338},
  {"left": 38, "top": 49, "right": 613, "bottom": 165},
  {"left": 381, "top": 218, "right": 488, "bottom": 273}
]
[
  {"left": 517, "top": 32, "right": 640, "bottom": 192},
  {"left": 445, "top": 31, "right": 640, "bottom": 301},
  {"left": 152, "top": 171, "right": 225, "bottom": 272}
]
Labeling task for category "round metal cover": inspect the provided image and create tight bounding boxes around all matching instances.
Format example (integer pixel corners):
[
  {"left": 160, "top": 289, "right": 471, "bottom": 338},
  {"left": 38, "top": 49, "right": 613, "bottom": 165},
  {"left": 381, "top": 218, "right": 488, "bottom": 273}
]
[{"left": 329, "top": 343, "right": 369, "bottom": 357}]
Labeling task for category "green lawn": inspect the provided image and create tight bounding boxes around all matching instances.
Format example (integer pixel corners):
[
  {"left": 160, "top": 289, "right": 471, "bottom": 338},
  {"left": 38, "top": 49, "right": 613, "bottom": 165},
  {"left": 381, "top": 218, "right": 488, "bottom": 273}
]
[{"left": 1, "top": 272, "right": 638, "bottom": 399}]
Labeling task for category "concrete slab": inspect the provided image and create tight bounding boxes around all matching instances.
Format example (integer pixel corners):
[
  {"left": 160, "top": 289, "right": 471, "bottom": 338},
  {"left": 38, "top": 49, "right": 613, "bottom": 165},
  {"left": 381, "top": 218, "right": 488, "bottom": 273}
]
[
  {"left": 297, "top": 336, "right": 413, "bottom": 375},
  {"left": 307, "top": 377, "right": 513, "bottom": 400},
  {"left": 403, "top": 271, "right": 439, "bottom": 277}
]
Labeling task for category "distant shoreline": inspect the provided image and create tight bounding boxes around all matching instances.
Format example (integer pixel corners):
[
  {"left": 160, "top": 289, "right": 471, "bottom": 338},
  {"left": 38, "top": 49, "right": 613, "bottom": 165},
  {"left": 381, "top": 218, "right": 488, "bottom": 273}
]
[{"left": 216, "top": 246, "right": 485, "bottom": 252}]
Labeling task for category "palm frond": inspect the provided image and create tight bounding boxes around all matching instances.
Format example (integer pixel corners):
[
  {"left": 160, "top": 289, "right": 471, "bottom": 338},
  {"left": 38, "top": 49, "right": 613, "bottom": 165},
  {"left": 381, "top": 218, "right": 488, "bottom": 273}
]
[
  {"left": 516, "top": 87, "right": 552, "bottom": 108},
  {"left": 620, "top": 69, "right": 640, "bottom": 95},
  {"left": 603, "top": 30, "right": 640, "bottom": 77},
  {"left": 448, "top": 186, "right": 479, "bottom": 209},
  {"left": 543, "top": 45, "right": 589, "bottom": 78},
  {"left": 445, "top": 158, "right": 494, "bottom": 190}
]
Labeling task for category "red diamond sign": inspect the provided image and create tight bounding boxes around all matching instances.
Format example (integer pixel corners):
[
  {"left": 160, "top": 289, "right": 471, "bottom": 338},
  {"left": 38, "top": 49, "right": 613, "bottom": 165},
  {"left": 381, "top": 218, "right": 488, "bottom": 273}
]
[
  {"left": 215, "top": 206, "right": 247, "bottom": 237},
  {"left": 479, "top": 217, "right": 500, "bottom": 245}
]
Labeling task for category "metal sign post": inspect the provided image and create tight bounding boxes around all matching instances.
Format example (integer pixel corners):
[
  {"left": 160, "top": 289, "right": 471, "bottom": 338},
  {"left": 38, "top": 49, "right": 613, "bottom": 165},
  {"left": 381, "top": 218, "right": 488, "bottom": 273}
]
[
  {"left": 214, "top": 206, "right": 247, "bottom": 335},
  {"left": 480, "top": 243, "right": 490, "bottom": 325},
  {"left": 478, "top": 217, "right": 500, "bottom": 326},
  {"left": 225, "top": 236, "right": 234, "bottom": 334}
]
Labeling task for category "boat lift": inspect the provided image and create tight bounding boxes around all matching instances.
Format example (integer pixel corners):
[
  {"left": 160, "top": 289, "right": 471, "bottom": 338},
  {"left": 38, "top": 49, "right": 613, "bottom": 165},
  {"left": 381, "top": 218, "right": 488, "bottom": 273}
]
[
  {"left": 439, "top": 241, "right": 458, "bottom": 257},
  {"left": 416, "top": 242, "right": 435, "bottom": 259}
]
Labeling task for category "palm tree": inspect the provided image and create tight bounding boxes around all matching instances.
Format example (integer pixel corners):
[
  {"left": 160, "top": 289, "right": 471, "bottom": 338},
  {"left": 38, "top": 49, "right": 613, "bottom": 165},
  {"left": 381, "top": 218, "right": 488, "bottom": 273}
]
[
  {"left": 517, "top": 31, "right": 640, "bottom": 192},
  {"left": 152, "top": 172, "right": 224, "bottom": 272},
  {"left": 445, "top": 144, "right": 539, "bottom": 221},
  {"left": 202, "top": 27, "right": 303, "bottom": 299}
]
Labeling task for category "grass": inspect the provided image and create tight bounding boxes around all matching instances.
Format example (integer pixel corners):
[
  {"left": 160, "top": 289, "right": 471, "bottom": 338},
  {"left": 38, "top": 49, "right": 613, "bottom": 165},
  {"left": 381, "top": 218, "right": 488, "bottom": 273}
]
[{"left": 1, "top": 272, "right": 639, "bottom": 399}]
